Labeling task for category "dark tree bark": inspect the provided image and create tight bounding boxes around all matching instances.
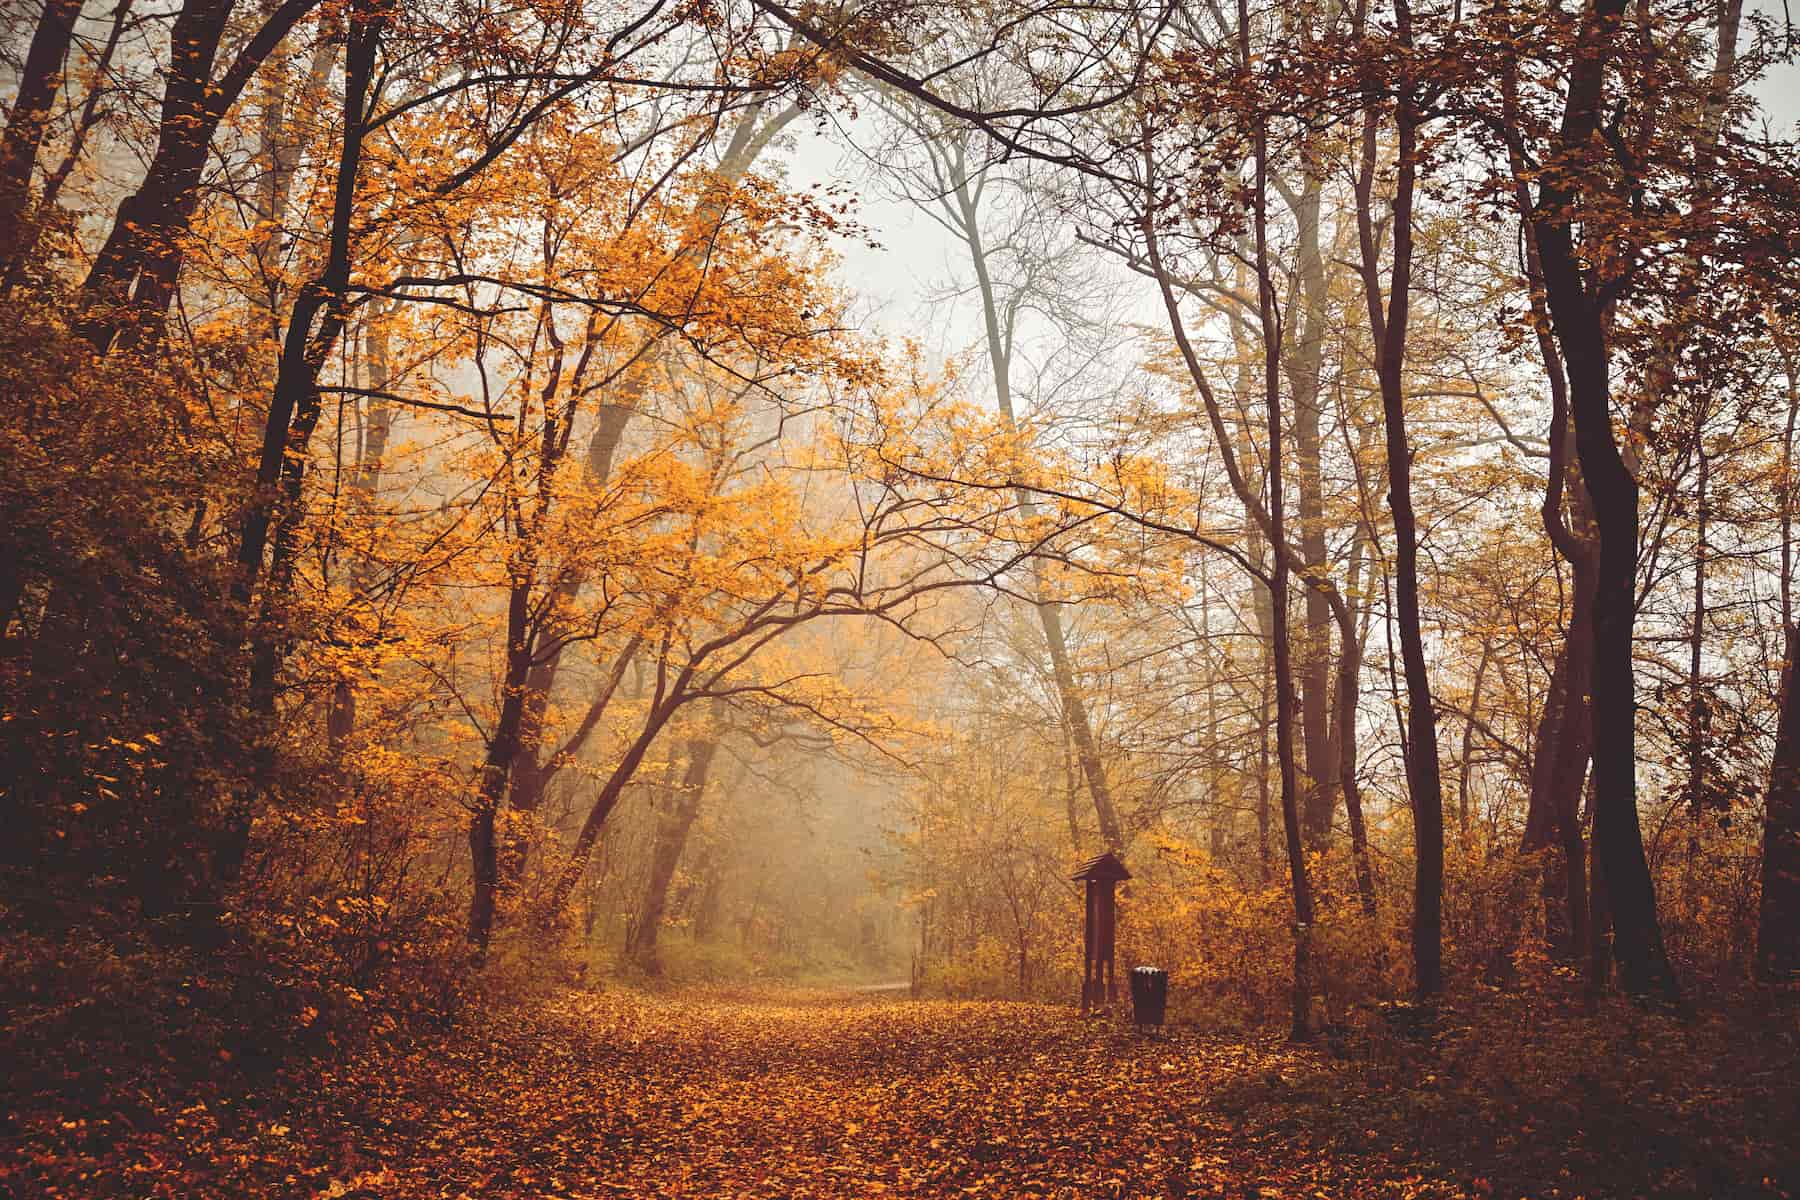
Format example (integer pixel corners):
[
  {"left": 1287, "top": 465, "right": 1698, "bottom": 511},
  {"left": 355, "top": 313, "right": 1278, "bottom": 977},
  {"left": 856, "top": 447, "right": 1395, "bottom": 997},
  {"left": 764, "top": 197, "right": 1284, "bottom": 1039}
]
[
  {"left": 542, "top": 676, "right": 693, "bottom": 922},
  {"left": 1247, "top": 127, "right": 1318, "bottom": 1040},
  {"left": 210, "top": 0, "right": 384, "bottom": 899},
  {"left": 1503, "top": 42, "right": 1596, "bottom": 968},
  {"left": 1760, "top": 619, "right": 1800, "bottom": 984},
  {"left": 1518, "top": 459, "right": 1597, "bottom": 962},
  {"left": 1541, "top": 556, "right": 1596, "bottom": 957},
  {"left": 238, "top": 0, "right": 385, "bottom": 696},
  {"left": 1542, "top": 267, "right": 1675, "bottom": 1004},
  {"left": 79, "top": 0, "right": 322, "bottom": 351},
  {"left": 1761, "top": 332, "right": 1800, "bottom": 984},
  {"left": 0, "top": 0, "right": 83, "bottom": 280},
  {"left": 626, "top": 735, "right": 721, "bottom": 970},
  {"left": 467, "top": 583, "right": 536, "bottom": 953},
  {"left": 1353, "top": 11, "right": 1443, "bottom": 1000},
  {"left": 1587, "top": 801, "right": 1613, "bottom": 1003},
  {"left": 1527, "top": 0, "right": 1678, "bottom": 1004}
]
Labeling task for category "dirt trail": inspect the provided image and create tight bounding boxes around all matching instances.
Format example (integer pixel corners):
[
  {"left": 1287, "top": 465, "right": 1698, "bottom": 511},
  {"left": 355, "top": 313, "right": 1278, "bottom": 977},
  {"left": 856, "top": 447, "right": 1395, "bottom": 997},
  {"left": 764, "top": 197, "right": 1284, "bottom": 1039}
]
[
  {"left": 9, "top": 988, "right": 1473, "bottom": 1198},
  {"left": 303, "top": 991, "right": 1454, "bottom": 1198}
]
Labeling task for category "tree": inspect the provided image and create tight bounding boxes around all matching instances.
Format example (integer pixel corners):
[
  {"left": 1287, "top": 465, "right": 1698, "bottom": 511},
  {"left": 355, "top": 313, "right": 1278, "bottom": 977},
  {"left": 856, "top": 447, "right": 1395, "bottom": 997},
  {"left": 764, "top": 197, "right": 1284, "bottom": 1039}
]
[
  {"left": 77, "top": 0, "right": 325, "bottom": 350},
  {"left": 874, "top": 100, "right": 1126, "bottom": 850},
  {"left": 1760, "top": 320, "right": 1800, "bottom": 984},
  {"left": 0, "top": 0, "right": 84, "bottom": 281},
  {"left": 1349, "top": 0, "right": 1445, "bottom": 1001}
]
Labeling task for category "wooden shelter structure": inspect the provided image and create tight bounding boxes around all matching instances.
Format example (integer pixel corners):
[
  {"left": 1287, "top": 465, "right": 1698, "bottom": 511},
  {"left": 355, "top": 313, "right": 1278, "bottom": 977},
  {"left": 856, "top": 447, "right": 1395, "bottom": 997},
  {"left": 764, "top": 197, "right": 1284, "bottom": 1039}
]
[{"left": 1073, "top": 851, "right": 1130, "bottom": 1011}]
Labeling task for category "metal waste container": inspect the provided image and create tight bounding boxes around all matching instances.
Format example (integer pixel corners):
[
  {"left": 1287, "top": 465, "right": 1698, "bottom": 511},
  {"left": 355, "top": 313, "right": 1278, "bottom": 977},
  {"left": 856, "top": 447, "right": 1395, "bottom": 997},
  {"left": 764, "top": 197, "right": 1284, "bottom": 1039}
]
[{"left": 1129, "top": 966, "right": 1168, "bottom": 1030}]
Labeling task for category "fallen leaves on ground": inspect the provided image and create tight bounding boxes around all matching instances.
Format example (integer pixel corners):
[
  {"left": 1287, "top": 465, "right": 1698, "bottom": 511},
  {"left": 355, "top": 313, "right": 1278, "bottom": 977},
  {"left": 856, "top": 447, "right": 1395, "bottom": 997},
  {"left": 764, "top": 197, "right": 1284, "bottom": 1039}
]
[{"left": 6, "top": 986, "right": 1795, "bottom": 1199}]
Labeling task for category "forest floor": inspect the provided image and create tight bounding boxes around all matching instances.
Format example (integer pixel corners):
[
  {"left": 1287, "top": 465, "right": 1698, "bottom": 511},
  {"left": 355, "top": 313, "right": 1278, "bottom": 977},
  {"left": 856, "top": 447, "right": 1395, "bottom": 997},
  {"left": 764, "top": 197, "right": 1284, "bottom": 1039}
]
[{"left": 6, "top": 980, "right": 1799, "bottom": 1199}]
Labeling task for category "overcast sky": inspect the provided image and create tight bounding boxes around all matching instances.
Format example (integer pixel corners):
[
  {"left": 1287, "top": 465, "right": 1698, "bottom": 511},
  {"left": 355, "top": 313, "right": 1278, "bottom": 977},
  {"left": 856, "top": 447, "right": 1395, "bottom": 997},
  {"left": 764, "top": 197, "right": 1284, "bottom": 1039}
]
[{"left": 784, "top": 8, "right": 1800, "bottom": 354}]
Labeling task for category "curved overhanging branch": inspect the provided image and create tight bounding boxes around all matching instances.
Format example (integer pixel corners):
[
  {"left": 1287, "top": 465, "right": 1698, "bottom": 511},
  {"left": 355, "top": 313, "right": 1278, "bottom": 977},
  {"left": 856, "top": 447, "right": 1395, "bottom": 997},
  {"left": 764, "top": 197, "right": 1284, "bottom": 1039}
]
[{"left": 746, "top": 0, "right": 1177, "bottom": 186}]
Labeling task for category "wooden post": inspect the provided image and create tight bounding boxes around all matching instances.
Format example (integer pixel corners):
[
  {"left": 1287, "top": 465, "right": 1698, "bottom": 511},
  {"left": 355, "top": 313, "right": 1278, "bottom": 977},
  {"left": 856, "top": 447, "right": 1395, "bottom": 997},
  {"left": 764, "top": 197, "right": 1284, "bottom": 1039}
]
[{"left": 1073, "top": 852, "right": 1130, "bottom": 1012}]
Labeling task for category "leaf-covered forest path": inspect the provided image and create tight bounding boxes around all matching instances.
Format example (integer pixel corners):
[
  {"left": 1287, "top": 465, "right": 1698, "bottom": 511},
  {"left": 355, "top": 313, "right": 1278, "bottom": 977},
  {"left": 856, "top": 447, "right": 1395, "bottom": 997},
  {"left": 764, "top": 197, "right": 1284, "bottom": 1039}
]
[
  {"left": 274, "top": 990, "right": 1459, "bottom": 1199},
  {"left": 13, "top": 985, "right": 1799, "bottom": 1199}
]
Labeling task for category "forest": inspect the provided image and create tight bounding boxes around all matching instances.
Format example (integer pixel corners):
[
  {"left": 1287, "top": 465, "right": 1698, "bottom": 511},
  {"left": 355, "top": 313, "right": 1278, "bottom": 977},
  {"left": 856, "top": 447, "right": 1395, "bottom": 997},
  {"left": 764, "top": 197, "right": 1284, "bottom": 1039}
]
[{"left": 2, "top": 0, "right": 1799, "bottom": 1195}]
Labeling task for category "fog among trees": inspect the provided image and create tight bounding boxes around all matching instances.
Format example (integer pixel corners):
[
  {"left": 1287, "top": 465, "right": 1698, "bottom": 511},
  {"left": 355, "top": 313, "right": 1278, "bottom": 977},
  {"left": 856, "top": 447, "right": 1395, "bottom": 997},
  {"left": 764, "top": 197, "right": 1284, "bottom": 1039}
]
[{"left": 3, "top": 0, "right": 1799, "bottom": 1194}]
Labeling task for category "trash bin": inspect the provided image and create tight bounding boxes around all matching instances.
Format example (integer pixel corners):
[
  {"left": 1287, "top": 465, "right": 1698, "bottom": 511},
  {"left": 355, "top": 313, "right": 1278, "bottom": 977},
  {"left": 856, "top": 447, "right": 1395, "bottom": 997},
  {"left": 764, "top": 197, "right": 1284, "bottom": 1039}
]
[{"left": 1129, "top": 966, "right": 1168, "bottom": 1030}]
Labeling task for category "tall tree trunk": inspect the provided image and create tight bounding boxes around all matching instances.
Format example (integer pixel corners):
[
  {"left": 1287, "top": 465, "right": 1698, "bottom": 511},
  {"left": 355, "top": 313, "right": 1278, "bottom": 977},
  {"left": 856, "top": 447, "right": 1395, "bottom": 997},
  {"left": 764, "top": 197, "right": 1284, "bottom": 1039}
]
[
  {"left": 1520, "top": 560, "right": 1596, "bottom": 964},
  {"left": 1458, "top": 640, "right": 1493, "bottom": 840},
  {"left": 239, "top": 0, "right": 384, "bottom": 703},
  {"left": 79, "top": 0, "right": 321, "bottom": 351},
  {"left": 0, "top": 0, "right": 83, "bottom": 280},
  {"left": 1286, "top": 158, "right": 1338, "bottom": 852},
  {"left": 1255, "top": 202, "right": 1317, "bottom": 1044},
  {"left": 1683, "top": 437, "right": 1710, "bottom": 890},
  {"left": 212, "top": 0, "right": 385, "bottom": 899},
  {"left": 1527, "top": 0, "right": 1678, "bottom": 1005},
  {"left": 1355, "top": 20, "right": 1442, "bottom": 999},
  {"left": 1240, "top": 19, "right": 1316, "bottom": 1035},
  {"left": 1246, "top": 444, "right": 1275, "bottom": 883},
  {"left": 626, "top": 735, "right": 721, "bottom": 970},
  {"left": 1143, "top": 84, "right": 1316, "bottom": 1032},
  {"left": 1759, "top": 330, "right": 1800, "bottom": 984},
  {"left": 1336, "top": 414, "right": 1383, "bottom": 916},
  {"left": 950, "top": 152, "right": 1123, "bottom": 850},
  {"left": 327, "top": 311, "right": 395, "bottom": 750},
  {"left": 1547, "top": 288, "right": 1674, "bottom": 1003},
  {"left": 1335, "top": 621, "right": 1377, "bottom": 915},
  {"left": 1201, "top": 554, "right": 1233, "bottom": 861},
  {"left": 1506, "top": 42, "right": 1596, "bottom": 966},
  {"left": 1523, "top": 646, "right": 1572, "bottom": 858},
  {"left": 1760, "top": 625, "right": 1800, "bottom": 984}
]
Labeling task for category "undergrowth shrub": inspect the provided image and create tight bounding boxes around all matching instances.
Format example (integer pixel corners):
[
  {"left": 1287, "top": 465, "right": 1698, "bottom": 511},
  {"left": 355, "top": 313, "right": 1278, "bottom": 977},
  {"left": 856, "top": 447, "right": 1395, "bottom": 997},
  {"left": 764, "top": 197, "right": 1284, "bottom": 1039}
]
[{"left": 0, "top": 290, "right": 552, "bottom": 1040}]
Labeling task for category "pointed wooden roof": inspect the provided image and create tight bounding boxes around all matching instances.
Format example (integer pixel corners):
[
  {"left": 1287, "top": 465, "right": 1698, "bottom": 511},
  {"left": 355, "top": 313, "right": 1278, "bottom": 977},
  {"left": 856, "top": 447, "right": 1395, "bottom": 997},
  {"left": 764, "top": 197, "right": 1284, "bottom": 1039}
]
[{"left": 1072, "top": 851, "right": 1131, "bottom": 882}]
